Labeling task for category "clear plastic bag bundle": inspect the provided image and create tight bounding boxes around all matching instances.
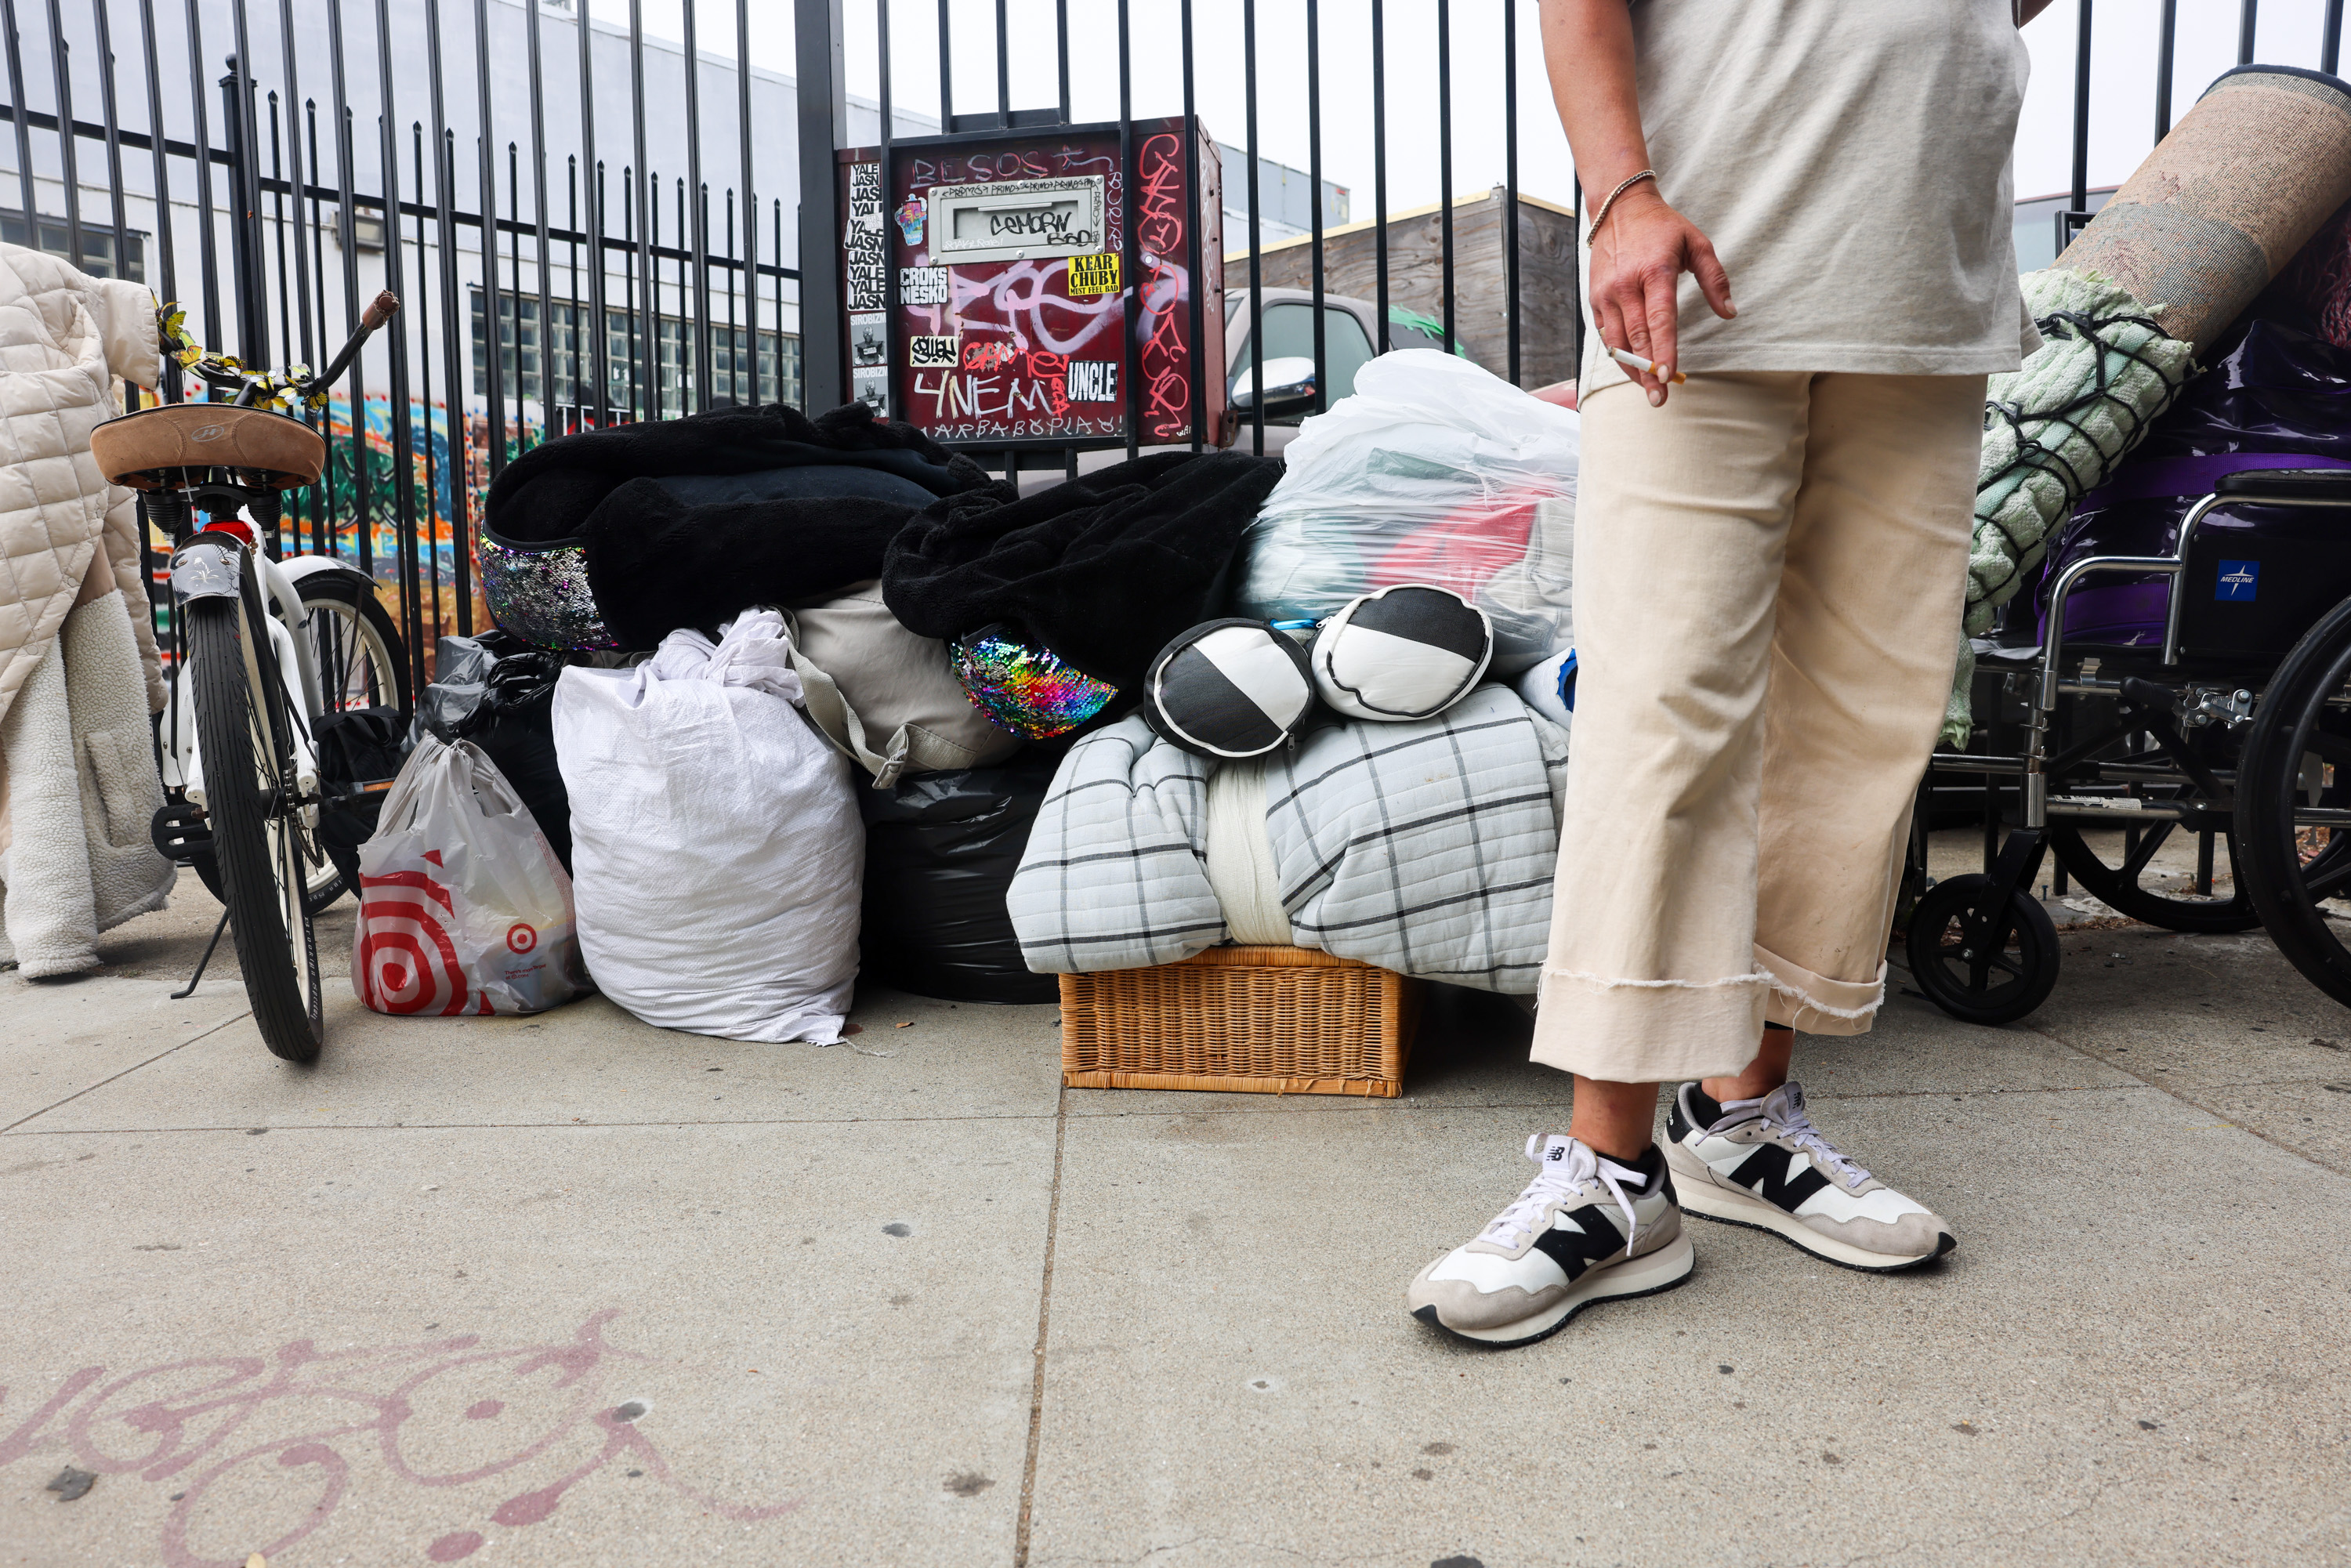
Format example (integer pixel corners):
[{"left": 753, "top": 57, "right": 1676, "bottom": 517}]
[{"left": 1229, "top": 350, "right": 1578, "bottom": 672}]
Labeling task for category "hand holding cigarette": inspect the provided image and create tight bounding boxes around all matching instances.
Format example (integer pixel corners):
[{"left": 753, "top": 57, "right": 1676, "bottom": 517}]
[{"left": 1610, "top": 346, "right": 1687, "bottom": 386}]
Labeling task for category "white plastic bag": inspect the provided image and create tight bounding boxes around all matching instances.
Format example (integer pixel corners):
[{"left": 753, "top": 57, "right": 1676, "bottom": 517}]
[
  {"left": 1232, "top": 349, "right": 1578, "bottom": 672},
  {"left": 353, "top": 736, "right": 586, "bottom": 1015},
  {"left": 554, "top": 610, "right": 864, "bottom": 1044}
]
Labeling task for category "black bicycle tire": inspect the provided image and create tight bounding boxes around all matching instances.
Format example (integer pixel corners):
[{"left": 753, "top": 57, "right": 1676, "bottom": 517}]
[
  {"left": 1903, "top": 873, "right": 2061, "bottom": 1026},
  {"left": 187, "top": 596, "right": 324, "bottom": 1063},
  {"left": 2234, "top": 597, "right": 2351, "bottom": 1009},
  {"left": 2045, "top": 820, "right": 2260, "bottom": 932},
  {"left": 292, "top": 570, "right": 411, "bottom": 902}
]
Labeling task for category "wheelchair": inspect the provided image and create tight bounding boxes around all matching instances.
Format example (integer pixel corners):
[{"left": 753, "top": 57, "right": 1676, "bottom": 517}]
[{"left": 1907, "top": 466, "right": 2351, "bottom": 1023}]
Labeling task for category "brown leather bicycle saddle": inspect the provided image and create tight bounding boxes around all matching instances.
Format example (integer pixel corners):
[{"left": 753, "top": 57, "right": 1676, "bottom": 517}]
[{"left": 90, "top": 404, "right": 327, "bottom": 491}]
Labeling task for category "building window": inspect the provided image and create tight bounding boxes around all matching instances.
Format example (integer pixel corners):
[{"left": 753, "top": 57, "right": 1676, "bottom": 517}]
[
  {"left": 0, "top": 212, "right": 145, "bottom": 281},
  {"left": 473, "top": 288, "right": 801, "bottom": 418}
]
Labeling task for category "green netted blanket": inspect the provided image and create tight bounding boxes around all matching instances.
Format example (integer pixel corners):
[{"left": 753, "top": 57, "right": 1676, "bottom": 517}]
[{"left": 1941, "top": 269, "right": 2198, "bottom": 744}]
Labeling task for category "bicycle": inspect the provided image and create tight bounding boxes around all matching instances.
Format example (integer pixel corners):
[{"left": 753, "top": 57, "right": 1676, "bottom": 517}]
[{"left": 89, "top": 292, "right": 409, "bottom": 1063}]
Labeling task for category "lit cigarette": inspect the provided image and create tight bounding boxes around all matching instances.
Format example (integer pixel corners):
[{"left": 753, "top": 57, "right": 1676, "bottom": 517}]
[{"left": 1610, "top": 346, "right": 1687, "bottom": 385}]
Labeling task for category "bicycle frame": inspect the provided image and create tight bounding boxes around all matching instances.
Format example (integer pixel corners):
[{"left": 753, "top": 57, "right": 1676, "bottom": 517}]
[{"left": 159, "top": 531, "right": 377, "bottom": 826}]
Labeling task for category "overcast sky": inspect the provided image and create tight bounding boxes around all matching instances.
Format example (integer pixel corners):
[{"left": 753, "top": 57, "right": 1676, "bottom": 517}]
[{"left": 600, "top": 0, "right": 2338, "bottom": 215}]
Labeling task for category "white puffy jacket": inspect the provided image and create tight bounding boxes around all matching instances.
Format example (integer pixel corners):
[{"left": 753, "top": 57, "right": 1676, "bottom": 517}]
[{"left": 0, "top": 241, "right": 164, "bottom": 730}]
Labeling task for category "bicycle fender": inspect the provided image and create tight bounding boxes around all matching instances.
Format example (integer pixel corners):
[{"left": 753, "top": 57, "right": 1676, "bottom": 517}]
[
  {"left": 278, "top": 554, "right": 376, "bottom": 593},
  {"left": 170, "top": 538, "right": 244, "bottom": 603}
]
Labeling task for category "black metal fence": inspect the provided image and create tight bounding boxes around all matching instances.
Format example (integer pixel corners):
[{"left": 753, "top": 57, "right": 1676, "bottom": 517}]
[{"left": 1, "top": 0, "right": 2346, "bottom": 693}]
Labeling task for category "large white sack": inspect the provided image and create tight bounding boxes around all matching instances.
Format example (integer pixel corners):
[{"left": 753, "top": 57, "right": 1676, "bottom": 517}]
[{"left": 554, "top": 610, "right": 864, "bottom": 1043}]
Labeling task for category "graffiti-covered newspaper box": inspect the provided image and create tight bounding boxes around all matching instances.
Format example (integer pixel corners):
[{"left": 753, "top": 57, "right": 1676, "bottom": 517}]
[{"left": 835, "top": 117, "right": 1226, "bottom": 450}]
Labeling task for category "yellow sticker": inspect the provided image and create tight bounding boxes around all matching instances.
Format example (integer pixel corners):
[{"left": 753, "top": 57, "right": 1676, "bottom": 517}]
[{"left": 1066, "top": 252, "right": 1120, "bottom": 297}]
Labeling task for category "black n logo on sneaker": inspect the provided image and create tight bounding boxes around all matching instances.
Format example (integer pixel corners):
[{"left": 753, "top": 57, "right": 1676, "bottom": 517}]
[
  {"left": 1724, "top": 1146, "right": 1831, "bottom": 1211},
  {"left": 1531, "top": 1204, "right": 1626, "bottom": 1280}
]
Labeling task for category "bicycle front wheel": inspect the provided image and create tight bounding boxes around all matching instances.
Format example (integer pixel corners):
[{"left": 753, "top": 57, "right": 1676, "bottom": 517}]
[{"left": 187, "top": 592, "right": 324, "bottom": 1063}]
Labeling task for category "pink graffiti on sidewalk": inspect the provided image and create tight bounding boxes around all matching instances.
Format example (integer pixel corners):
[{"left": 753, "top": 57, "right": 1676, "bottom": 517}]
[{"left": 0, "top": 1309, "right": 798, "bottom": 1566}]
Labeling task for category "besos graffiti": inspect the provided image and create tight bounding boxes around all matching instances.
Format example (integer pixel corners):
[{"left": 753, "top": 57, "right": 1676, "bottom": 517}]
[{"left": 0, "top": 1309, "right": 796, "bottom": 1566}]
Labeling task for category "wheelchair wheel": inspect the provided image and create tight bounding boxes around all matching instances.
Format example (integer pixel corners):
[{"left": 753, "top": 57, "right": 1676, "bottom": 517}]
[
  {"left": 1904, "top": 873, "right": 2060, "bottom": 1026},
  {"left": 2234, "top": 597, "right": 2351, "bottom": 1009},
  {"left": 2047, "top": 820, "right": 2259, "bottom": 932}
]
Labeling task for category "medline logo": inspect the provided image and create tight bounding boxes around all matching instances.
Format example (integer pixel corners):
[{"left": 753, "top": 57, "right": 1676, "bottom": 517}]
[{"left": 2217, "top": 559, "right": 2259, "bottom": 601}]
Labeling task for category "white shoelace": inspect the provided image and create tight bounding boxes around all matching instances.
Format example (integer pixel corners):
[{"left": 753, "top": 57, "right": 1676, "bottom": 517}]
[
  {"left": 1481, "top": 1135, "right": 1646, "bottom": 1253},
  {"left": 1719, "top": 1085, "right": 1872, "bottom": 1190}
]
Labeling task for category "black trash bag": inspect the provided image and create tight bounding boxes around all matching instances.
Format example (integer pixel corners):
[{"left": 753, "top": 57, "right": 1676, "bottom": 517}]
[
  {"left": 857, "top": 753, "right": 1060, "bottom": 1005},
  {"left": 418, "top": 632, "right": 575, "bottom": 873},
  {"left": 313, "top": 705, "right": 410, "bottom": 867}
]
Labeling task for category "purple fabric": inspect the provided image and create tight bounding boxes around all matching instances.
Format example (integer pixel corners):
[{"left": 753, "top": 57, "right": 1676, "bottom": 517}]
[{"left": 2074, "top": 452, "right": 2351, "bottom": 509}]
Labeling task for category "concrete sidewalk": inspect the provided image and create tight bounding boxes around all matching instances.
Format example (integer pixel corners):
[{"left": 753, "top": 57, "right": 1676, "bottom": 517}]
[{"left": 5, "top": 856, "right": 2349, "bottom": 1568}]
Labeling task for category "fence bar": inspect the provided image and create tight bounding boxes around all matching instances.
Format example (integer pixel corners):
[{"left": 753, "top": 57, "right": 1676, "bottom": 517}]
[
  {"left": 580, "top": 3, "right": 610, "bottom": 425},
  {"left": 230, "top": 0, "right": 266, "bottom": 367},
  {"left": 1437, "top": 0, "right": 1454, "bottom": 354},
  {"left": 2070, "top": 0, "right": 2091, "bottom": 217},
  {"left": 273, "top": 0, "right": 315, "bottom": 375},
  {"left": 795, "top": 0, "right": 844, "bottom": 411},
  {"left": 2157, "top": 0, "right": 2177, "bottom": 141},
  {"left": 1504, "top": 0, "right": 1520, "bottom": 387},
  {"left": 373, "top": 0, "right": 424, "bottom": 694},
  {"left": 723, "top": 186, "right": 736, "bottom": 402},
  {"left": 324, "top": 0, "right": 368, "bottom": 574},
  {"left": 182, "top": 0, "right": 224, "bottom": 349},
  {"left": 994, "top": 0, "right": 1009, "bottom": 125},
  {"left": 413, "top": 121, "right": 443, "bottom": 649},
  {"left": 683, "top": 0, "right": 709, "bottom": 411},
  {"left": 1371, "top": 0, "right": 1388, "bottom": 353},
  {"left": 2240, "top": 0, "right": 2258, "bottom": 65},
  {"left": 42, "top": 0, "right": 82, "bottom": 271},
  {"left": 528, "top": 0, "right": 555, "bottom": 435},
  {"left": 2326, "top": 0, "right": 2343, "bottom": 74},
  {"left": 92, "top": 0, "right": 132, "bottom": 311},
  {"left": 1119, "top": 0, "right": 1137, "bottom": 461},
  {"left": 736, "top": 0, "right": 755, "bottom": 407},
  {"left": 1, "top": 0, "right": 31, "bottom": 248},
  {"left": 136, "top": 0, "right": 180, "bottom": 375},
  {"left": 629, "top": 0, "right": 654, "bottom": 418},
  {"left": 306, "top": 99, "right": 326, "bottom": 545},
  {"left": 426, "top": 1, "right": 469, "bottom": 623},
  {"left": 1307, "top": 0, "right": 1325, "bottom": 413},
  {"left": 879, "top": 0, "right": 896, "bottom": 417},
  {"left": 1243, "top": 0, "right": 1262, "bottom": 454},
  {"left": 1056, "top": 0, "right": 1070, "bottom": 125},
  {"left": 475, "top": 0, "right": 508, "bottom": 466},
  {"left": 1181, "top": 0, "right": 1201, "bottom": 451}
]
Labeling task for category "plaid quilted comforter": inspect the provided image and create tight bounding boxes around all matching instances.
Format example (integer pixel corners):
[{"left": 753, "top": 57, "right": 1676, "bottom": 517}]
[{"left": 1008, "top": 684, "right": 1569, "bottom": 991}]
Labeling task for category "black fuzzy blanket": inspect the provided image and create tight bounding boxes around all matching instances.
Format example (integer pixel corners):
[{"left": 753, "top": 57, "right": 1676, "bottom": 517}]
[
  {"left": 483, "top": 403, "right": 992, "bottom": 650},
  {"left": 882, "top": 451, "right": 1283, "bottom": 691}
]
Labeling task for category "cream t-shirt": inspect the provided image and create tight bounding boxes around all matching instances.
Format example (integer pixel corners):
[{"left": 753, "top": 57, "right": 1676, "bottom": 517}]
[{"left": 1580, "top": 0, "right": 2038, "bottom": 393}]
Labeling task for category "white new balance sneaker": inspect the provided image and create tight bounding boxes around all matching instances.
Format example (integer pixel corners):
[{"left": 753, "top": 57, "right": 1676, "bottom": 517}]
[
  {"left": 1407, "top": 1135, "right": 1694, "bottom": 1347},
  {"left": 1665, "top": 1081, "right": 1955, "bottom": 1272}
]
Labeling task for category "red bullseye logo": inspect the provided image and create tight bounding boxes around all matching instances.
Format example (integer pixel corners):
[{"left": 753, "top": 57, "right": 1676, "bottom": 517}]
[
  {"left": 355, "top": 870, "right": 473, "bottom": 1016},
  {"left": 506, "top": 923, "right": 537, "bottom": 954}
]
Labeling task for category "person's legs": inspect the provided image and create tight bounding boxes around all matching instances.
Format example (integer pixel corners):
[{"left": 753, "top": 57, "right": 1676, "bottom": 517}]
[
  {"left": 1533, "top": 371, "right": 1813, "bottom": 1087},
  {"left": 1409, "top": 373, "right": 1812, "bottom": 1345},
  {"left": 1665, "top": 371, "right": 1986, "bottom": 1270}
]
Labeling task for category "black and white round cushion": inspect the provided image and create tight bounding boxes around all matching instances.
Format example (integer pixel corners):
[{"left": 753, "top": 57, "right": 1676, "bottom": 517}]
[
  {"left": 1310, "top": 584, "right": 1494, "bottom": 721},
  {"left": 1143, "top": 619, "right": 1317, "bottom": 759}
]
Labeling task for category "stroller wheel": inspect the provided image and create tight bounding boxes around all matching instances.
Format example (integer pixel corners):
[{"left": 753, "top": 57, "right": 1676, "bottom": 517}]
[{"left": 1904, "top": 873, "right": 2059, "bottom": 1026}]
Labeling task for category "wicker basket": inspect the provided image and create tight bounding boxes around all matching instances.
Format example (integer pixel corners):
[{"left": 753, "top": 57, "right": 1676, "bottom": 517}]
[{"left": 1059, "top": 944, "right": 1422, "bottom": 1097}]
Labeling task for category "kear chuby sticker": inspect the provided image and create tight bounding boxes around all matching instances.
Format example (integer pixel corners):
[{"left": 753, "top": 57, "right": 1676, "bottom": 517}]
[{"left": 1067, "top": 253, "right": 1120, "bottom": 297}]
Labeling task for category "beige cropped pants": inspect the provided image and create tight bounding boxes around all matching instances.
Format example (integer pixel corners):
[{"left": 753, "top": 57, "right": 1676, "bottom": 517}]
[{"left": 1532, "top": 371, "right": 1986, "bottom": 1084}]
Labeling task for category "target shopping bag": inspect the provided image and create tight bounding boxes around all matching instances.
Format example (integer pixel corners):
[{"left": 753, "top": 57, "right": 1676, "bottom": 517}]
[{"left": 352, "top": 736, "right": 586, "bottom": 1016}]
